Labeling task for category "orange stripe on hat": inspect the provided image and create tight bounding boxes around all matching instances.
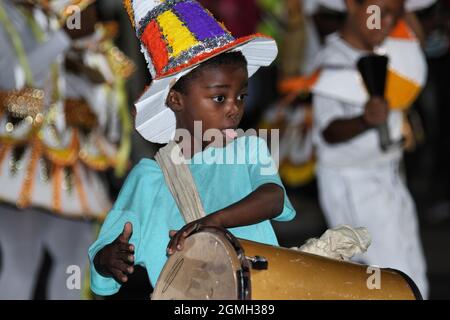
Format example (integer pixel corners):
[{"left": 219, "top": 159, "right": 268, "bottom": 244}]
[{"left": 141, "top": 20, "right": 170, "bottom": 75}]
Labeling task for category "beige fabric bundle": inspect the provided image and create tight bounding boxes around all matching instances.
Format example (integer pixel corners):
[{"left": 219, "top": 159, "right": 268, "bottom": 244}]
[{"left": 293, "top": 225, "right": 371, "bottom": 261}]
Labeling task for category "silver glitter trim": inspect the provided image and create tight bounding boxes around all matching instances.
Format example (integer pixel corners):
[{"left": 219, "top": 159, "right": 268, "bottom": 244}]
[{"left": 162, "top": 33, "right": 235, "bottom": 73}]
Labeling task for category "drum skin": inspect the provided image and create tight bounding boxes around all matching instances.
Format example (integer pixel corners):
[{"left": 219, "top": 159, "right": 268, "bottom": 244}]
[
  {"left": 152, "top": 228, "right": 419, "bottom": 300},
  {"left": 152, "top": 229, "right": 247, "bottom": 300}
]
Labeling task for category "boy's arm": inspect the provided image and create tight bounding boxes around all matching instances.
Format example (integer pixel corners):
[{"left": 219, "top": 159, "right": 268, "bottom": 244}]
[
  {"left": 167, "top": 183, "right": 284, "bottom": 254},
  {"left": 322, "top": 115, "right": 370, "bottom": 143},
  {"left": 210, "top": 183, "right": 284, "bottom": 228},
  {"left": 321, "top": 97, "right": 389, "bottom": 144}
]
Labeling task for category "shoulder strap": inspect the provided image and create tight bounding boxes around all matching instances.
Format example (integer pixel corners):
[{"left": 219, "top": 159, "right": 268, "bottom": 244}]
[{"left": 154, "top": 141, "right": 206, "bottom": 224}]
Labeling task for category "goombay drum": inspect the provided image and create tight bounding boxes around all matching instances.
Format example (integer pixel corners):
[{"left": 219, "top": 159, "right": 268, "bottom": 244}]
[{"left": 152, "top": 227, "right": 421, "bottom": 300}]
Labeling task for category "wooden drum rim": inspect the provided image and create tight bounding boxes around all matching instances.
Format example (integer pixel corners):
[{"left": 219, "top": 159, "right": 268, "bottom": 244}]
[
  {"left": 384, "top": 268, "right": 423, "bottom": 300},
  {"left": 189, "top": 226, "right": 253, "bottom": 300}
]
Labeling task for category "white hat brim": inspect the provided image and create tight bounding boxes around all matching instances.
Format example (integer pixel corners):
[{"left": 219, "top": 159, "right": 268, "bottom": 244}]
[{"left": 135, "top": 36, "right": 278, "bottom": 144}]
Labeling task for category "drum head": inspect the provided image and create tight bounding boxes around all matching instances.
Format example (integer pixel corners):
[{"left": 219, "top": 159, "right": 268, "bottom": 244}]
[{"left": 152, "top": 228, "right": 248, "bottom": 300}]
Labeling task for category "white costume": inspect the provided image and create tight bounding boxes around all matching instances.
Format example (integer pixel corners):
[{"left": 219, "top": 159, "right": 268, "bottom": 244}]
[
  {"left": 312, "top": 32, "right": 429, "bottom": 298},
  {"left": 0, "top": 0, "right": 133, "bottom": 299}
]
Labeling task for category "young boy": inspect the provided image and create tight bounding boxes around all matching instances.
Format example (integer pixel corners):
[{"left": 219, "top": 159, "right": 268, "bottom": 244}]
[
  {"left": 312, "top": 0, "right": 428, "bottom": 297},
  {"left": 88, "top": 0, "right": 295, "bottom": 296}
]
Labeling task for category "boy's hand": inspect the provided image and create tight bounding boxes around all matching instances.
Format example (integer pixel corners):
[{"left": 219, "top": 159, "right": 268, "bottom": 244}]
[
  {"left": 167, "top": 215, "right": 221, "bottom": 255},
  {"left": 94, "top": 222, "right": 135, "bottom": 284},
  {"left": 363, "top": 97, "right": 389, "bottom": 127}
]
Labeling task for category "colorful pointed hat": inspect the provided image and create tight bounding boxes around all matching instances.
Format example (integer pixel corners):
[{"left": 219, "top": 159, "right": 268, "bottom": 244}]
[
  {"left": 123, "top": 0, "right": 278, "bottom": 143},
  {"left": 316, "top": 0, "right": 437, "bottom": 12}
]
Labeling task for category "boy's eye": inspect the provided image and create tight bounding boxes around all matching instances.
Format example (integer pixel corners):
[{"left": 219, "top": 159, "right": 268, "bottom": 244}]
[
  {"left": 213, "top": 96, "right": 226, "bottom": 103},
  {"left": 237, "top": 93, "right": 248, "bottom": 102}
]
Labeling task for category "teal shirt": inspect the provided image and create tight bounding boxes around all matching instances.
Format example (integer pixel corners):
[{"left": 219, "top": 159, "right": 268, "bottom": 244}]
[{"left": 88, "top": 135, "right": 296, "bottom": 296}]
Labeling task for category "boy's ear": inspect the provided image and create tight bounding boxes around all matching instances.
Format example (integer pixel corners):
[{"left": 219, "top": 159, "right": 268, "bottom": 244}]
[{"left": 166, "top": 89, "right": 184, "bottom": 112}]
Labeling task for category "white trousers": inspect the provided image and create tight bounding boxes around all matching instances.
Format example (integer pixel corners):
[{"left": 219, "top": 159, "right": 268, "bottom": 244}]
[
  {"left": 316, "top": 161, "right": 429, "bottom": 299},
  {"left": 0, "top": 205, "right": 95, "bottom": 299}
]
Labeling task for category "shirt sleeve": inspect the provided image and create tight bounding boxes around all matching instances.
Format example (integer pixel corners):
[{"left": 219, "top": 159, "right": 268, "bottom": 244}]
[
  {"left": 246, "top": 135, "right": 296, "bottom": 222},
  {"left": 88, "top": 209, "right": 142, "bottom": 296},
  {"left": 313, "top": 94, "right": 348, "bottom": 131}
]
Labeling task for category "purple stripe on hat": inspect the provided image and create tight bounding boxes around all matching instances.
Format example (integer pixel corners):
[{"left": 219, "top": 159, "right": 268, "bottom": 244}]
[{"left": 173, "top": 1, "right": 227, "bottom": 40}]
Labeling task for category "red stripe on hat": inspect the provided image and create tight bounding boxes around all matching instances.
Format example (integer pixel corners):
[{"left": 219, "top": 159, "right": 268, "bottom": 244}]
[{"left": 141, "top": 21, "right": 170, "bottom": 75}]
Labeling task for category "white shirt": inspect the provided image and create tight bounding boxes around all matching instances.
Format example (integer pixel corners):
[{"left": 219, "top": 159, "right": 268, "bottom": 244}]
[{"left": 312, "top": 34, "right": 403, "bottom": 169}]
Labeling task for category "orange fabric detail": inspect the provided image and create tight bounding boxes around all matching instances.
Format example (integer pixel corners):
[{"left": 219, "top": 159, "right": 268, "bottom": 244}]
[
  {"left": 52, "top": 165, "right": 63, "bottom": 213},
  {"left": 279, "top": 70, "right": 321, "bottom": 94},
  {"left": 17, "top": 139, "right": 42, "bottom": 208},
  {"left": 386, "top": 68, "right": 421, "bottom": 110},
  {"left": 43, "top": 130, "right": 79, "bottom": 167},
  {"left": 123, "top": 0, "right": 135, "bottom": 29},
  {"left": 389, "top": 20, "right": 416, "bottom": 40}
]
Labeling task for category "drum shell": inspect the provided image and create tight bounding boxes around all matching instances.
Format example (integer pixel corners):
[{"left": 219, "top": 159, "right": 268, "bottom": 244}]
[
  {"left": 152, "top": 228, "right": 419, "bottom": 300},
  {"left": 241, "top": 239, "right": 418, "bottom": 300}
]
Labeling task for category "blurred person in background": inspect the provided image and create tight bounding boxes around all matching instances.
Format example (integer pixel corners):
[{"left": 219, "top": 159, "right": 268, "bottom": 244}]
[
  {"left": 0, "top": 0, "right": 74, "bottom": 299},
  {"left": 311, "top": 0, "right": 432, "bottom": 298},
  {"left": 0, "top": 0, "right": 133, "bottom": 299}
]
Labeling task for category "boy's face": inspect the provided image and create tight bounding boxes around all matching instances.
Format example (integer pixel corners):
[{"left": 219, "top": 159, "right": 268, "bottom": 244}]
[
  {"left": 347, "top": 0, "right": 405, "bottom": 48},
  {"left": 167, "top": 63, "right": 248, "bottom": 148}
]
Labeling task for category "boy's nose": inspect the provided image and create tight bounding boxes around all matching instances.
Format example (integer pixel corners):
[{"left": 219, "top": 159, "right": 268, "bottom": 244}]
[
  {"left": 225, "top": 106, "right": 240, "bottom": 125},
  {"left": 225, "top": 101, "right": 240, "bottom": 118}
]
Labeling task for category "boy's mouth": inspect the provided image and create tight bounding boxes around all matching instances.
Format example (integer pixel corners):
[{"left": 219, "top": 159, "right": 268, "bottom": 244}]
[{"left": 221, "top": 128, "right": 238, "bottom": 139}]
